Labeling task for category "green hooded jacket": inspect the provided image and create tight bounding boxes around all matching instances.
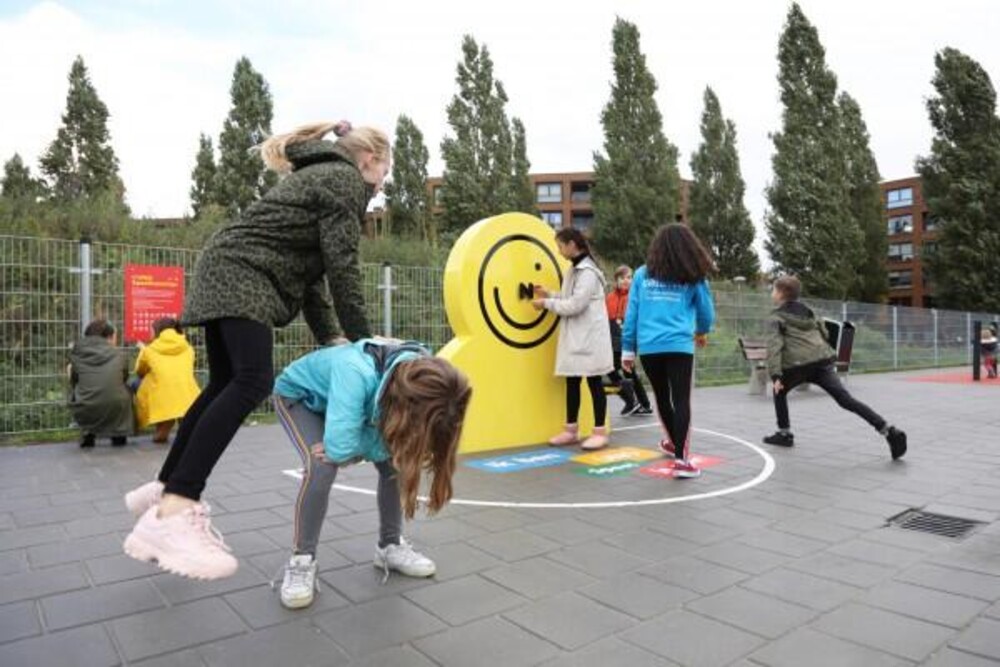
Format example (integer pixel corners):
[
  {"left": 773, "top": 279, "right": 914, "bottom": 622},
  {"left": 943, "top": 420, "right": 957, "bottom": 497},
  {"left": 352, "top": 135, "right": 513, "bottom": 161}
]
[
  {"left": 182, "top": 140, "right": 373, "bottom": 342},
  {"left": 68, "top": 336, "right": 134, "bottom": 437},
  {"left": 766, "top": 301, "right": 836, "bottom": 379}
]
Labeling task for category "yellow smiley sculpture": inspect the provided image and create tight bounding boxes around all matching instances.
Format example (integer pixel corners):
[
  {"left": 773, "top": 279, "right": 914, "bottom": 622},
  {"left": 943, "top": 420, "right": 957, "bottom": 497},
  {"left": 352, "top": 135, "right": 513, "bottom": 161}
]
[{"left": 439, "top": 213, "right": 602, "bottom": 453}]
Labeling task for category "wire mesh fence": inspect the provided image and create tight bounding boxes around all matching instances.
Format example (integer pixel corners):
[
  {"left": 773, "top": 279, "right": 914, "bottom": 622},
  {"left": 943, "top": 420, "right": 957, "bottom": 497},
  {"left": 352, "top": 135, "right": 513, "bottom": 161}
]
[{"left": 1, "top": 234, "right": 996, "bottom": 436}]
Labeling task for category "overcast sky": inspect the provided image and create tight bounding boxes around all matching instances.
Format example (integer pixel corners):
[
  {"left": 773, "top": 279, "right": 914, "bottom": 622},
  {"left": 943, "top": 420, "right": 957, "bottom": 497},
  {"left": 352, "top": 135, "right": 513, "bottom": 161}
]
[{"left": 1, "top": 0, "right": 997, "bottom": 259}]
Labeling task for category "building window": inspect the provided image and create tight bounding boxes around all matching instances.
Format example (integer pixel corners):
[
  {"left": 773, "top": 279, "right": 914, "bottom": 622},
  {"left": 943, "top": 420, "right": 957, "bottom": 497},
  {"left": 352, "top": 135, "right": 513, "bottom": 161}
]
[
  {"left": 922, "top": 241, "right": 938, "bottom": 257},
  {"left": 888, "top": 297, "right": 913, "bottom": 307},
  {"left": 924, "top": 215, "right": 940, "bottom": 232},
  {"left": 540, "top": 211, "right": 563, "bottom": 228},
  {"left": 571, "top": 212, "right": 594, "bottom": 231},
  {"left": 536, "top": 183, "right": 562, "bottom": 204},
  {"left": 887, "top": 215, "right": 913, "bottom": 235},
  {"left": 888, "top": 270, "right": 913, "bottom": 289},
  {"left": 886, "top": 187, "right": 914, "bottom": 209},
  {"left": 570, "top": 182, "right": 592, "bottom": 204},
  {"left": 887, "top": 243, "right": 914, "bottom": 261},
  {"left": 432, "top": 186, "right": 443, "bottom": 206}
]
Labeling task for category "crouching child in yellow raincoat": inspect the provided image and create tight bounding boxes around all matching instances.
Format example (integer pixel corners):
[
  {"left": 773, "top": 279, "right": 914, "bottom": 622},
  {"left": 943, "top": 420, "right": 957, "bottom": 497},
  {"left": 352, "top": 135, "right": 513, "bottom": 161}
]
[{"left": 134, "top": 318, "right": 201, "bottom": 443}]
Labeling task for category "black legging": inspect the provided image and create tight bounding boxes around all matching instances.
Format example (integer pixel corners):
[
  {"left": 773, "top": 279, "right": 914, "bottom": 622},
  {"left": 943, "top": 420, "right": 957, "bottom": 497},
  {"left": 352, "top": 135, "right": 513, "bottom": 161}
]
[
  {"left": 566, "top": 375, "right": 607, "bottom": 427},
  {"left": 158, "top": 318, "right": 274, "bottom": 500},
  {"left": 640, "top": 352, "right": 694, "bottom": 460}
]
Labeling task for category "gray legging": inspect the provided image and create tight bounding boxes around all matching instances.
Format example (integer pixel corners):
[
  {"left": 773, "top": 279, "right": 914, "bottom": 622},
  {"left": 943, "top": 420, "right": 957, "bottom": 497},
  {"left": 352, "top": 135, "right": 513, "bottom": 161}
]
[{"left": 274, "top": 396, "right": 402, "bottom": 556}]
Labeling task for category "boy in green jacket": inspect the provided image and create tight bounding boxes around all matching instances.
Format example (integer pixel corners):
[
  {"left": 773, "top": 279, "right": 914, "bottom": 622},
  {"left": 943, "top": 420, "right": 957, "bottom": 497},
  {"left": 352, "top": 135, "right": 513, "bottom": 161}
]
[{"left": 762, "top": 276, "right": 907, "bottom": 460}]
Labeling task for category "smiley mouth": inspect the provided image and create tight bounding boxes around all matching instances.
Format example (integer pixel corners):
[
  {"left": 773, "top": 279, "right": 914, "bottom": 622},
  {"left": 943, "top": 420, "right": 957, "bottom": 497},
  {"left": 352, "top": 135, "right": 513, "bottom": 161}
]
[{"left": 494, "top": 287, "right": 547, "bottom": 330}]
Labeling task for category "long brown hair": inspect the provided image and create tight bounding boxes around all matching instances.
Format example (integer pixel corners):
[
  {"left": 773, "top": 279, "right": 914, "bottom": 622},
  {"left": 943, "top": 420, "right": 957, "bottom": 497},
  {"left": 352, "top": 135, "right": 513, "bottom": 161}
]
[
  {"left": 378, "top": 357, "right": 472, "bottom": 519},
  {"left": 645, "top": 223, "right": 715, "bottom": 284}
]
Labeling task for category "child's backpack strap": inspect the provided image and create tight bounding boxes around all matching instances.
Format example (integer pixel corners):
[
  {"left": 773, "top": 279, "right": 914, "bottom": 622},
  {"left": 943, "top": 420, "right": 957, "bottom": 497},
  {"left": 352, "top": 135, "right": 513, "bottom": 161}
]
[{"left": 362, "top": 340, "right": 430, "bottom": 375}]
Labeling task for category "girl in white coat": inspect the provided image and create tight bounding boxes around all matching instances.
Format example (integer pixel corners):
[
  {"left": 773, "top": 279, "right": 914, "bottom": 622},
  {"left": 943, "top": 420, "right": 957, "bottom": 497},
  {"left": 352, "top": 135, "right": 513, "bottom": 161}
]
[{"left": 533, "top": 228, "right": 615, "bottom": 450}]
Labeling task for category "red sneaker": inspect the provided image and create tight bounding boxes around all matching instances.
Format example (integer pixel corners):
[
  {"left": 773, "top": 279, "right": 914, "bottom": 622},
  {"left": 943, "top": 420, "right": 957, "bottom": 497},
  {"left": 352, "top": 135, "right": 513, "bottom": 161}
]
[{"left": 672, "top": 459, "right": 701, "bottom": 479}]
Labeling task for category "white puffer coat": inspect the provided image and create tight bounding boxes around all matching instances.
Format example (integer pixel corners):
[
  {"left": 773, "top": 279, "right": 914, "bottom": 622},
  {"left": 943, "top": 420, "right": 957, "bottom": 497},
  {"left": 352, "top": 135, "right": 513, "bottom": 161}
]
[{"left": 543, "top": 255, "right": 615, "bottom": 377}]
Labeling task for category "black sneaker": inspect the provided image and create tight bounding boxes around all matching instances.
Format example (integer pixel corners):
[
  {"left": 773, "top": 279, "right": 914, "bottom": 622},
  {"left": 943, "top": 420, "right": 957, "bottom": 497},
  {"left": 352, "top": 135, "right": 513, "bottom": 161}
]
[
  {"left": 886, "top": 427, "right": 907, "bottom": 460},
  {"left": 111, "top": 436, "right": 127, "bottom": 447},
  {"left": 79, "top": 434, "right": 95, "bottom": 449},
  {"left": 763, "top": 431, "right": 794, "bottom": 447},
  {"left": 620, "top": 403, "right": 640, "bottom": 416},
  {"left": 633, "top": 406, "right": 654, "bottom": 416}
]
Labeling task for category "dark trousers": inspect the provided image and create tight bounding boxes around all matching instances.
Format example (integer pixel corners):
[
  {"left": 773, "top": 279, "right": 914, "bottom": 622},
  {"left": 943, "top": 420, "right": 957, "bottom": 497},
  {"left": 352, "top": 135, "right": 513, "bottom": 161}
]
[
  {"left": 566, "top": 376, "right": 607, "bottom": 427},
  {"left": 774, "top": 362, "right": 886, "bottom": 432},
  {"left": 158, "top": 318, "right": 274, "bottom": 500},
  {"left": 640, "top": 353, "right": 694, "bottom": 460},
  {"left": 608, "top": 346, "right": 651, "bottom": 409}
]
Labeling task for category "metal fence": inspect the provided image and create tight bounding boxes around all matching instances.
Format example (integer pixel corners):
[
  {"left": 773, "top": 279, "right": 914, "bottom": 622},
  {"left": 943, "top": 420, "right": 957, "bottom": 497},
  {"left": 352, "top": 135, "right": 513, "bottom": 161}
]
[{"left": 1, "top": 234, "right": 996, "bottom": 436}]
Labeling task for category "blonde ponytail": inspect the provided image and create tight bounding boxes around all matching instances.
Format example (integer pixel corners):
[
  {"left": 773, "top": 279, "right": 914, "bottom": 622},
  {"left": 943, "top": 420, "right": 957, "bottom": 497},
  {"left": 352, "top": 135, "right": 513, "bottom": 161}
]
[{"left": 258, "top": 121, "right": 391, "bottom": 174}]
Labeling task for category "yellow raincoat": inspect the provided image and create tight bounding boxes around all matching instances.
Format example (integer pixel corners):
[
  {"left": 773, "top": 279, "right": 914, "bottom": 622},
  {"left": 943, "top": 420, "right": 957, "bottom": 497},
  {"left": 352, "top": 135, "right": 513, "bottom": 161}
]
[{"left": 134, "top": 329, "right": 201, "bottom": 428}]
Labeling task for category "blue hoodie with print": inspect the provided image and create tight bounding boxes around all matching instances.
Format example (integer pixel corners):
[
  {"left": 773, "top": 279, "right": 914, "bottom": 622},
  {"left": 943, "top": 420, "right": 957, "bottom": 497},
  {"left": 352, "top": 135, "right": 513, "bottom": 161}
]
[{"left": 620, "top": 266, "right": 715, "bottom": 358}]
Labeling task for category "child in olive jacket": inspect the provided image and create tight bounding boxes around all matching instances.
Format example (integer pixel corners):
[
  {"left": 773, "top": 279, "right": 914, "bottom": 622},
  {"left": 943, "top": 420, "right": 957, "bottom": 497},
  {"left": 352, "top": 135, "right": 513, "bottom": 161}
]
[{"left": 763, "top": 275, "right": 907, "bottom": 460}]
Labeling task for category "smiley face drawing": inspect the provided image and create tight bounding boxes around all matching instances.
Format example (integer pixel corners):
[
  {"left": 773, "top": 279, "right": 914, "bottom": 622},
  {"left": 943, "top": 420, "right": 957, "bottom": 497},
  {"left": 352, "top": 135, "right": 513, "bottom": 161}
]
[{"left": 440, "top": 213, "right": 600, "bottom": 454}]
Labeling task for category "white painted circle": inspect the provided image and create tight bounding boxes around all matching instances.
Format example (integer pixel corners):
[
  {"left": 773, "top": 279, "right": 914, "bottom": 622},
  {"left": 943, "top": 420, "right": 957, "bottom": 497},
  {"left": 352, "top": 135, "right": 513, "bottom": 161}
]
[{"left": 283, "top": 424, "right": 775, "bottom": 509}]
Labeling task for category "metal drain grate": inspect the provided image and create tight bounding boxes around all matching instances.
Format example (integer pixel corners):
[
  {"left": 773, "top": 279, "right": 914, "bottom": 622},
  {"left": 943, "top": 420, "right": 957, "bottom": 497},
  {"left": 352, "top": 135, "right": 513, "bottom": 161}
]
[{"left": 888, "top": 509, "right": 984, "bottom": 540}]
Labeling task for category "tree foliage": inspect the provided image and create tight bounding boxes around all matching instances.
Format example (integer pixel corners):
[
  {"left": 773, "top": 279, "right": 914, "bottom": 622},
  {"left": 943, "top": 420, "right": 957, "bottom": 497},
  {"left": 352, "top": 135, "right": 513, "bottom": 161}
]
[{"left": 384, "top": 115, "right": 431, "bottom": 239}]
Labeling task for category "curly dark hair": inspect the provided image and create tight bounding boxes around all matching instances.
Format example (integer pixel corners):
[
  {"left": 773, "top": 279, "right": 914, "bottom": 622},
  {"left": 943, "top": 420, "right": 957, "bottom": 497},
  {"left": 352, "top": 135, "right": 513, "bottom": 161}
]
[{"left": 645, "top": 223, "right": 715, "bottom": 284}]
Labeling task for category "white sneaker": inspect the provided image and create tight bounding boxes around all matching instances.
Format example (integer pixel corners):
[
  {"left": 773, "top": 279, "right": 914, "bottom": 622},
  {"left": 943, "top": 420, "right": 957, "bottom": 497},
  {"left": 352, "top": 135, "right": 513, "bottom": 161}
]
[
  {"left": 124, "top": 480, "right": 165, "bottom": 518},
  {"left": 280, "top": 554, "right": 318, "bottom": 609},
  {"left": 374, "top": 538, "right": 436, "bottom": 580}
]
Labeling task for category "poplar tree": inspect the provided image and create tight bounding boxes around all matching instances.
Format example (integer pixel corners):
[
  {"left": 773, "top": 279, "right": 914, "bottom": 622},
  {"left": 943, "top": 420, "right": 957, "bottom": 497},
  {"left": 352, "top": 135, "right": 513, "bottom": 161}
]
[
  {"left": 688, "top": 87, "right": 759, "bottom": 280},
  {"left": 592, "top": 17, "right": 680, "bottom": 267},
  {"left": 1, "top": 154, "right": 45, "bottom": 201},
  {"left": 917, "top": 48, "right": 1000, "bottom": 312},
  {"left": 215, "top": 57, "right": 276, "bottom": 218},
  {"left": 765, "top": 4, "right": 862, "bottom": 299},
  {"left": 39, "top": 56, "right": 124, "bottom": 203},
  {"left": 189, "top": 133, "right": 218, "bottom": 219},
  {"left": 509, "top": 118, "right": 536, "bottom": 215},
  {"left": 384, "top": 115, "right": 430, "bottom": 238}
]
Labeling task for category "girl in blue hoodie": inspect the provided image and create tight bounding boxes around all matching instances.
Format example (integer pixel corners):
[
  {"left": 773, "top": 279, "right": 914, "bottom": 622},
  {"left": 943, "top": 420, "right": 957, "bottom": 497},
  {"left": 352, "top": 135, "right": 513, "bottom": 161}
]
[
  {"left": 622, "top": 223, "right": 715, "bottom": 478},
  {"left": 271, "top": 339, "right": 471, "bottom": 609}
]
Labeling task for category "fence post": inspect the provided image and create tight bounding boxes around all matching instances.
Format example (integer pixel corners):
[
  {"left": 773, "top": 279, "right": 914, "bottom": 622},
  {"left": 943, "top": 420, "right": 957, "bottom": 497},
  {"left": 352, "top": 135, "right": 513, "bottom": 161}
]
[
  {"left": 967, "top": 313, "right": 973, "bottom": 366},
  {"left": 932, "top": 308, "right": 939, "bottom": 366},
  {"left": 841, "top": 301, "right": 847, "bottom": 323},
  {"left": 78, "top": 237, "right": 93, "bottom": 334},
  {"left": 892, "top": 306, "right": 899, "bottom": 369},
  {"left": 379, "top": 262, "right": 394, "bottom": 338}
]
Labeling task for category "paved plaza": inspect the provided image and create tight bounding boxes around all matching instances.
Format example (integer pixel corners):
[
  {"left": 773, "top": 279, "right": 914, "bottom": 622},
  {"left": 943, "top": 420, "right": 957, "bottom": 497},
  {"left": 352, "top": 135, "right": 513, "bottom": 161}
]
[{"left": 2, "top": 368, "right": 999, "bottom": 666}]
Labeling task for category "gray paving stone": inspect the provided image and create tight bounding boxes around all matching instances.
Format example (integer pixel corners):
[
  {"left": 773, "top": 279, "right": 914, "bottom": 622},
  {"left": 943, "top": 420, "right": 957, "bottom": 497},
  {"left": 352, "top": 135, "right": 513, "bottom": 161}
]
[
  {"left": 748, "top": 628, "right": 909, "bottom": 667},
  {"left": 211, "top": 509, "right": 286, "bottom": 534},
  {"left": 896, "top": 564, "right": 1000, "bottom": 601},
  {"left": 621, "top": 610, "right": 765, "bottom": 667},
  {"left": 811, "top": 603, "right": 955, "bottom": 661},
  {"left": 741, "top": 568, "right": 864, "bottom": 611},
  {"left": 63, "top": 512, "right": 136, "bottom": 539},
  {"left": 862, "top": 581, "right": 989, "bottom": 628},
  {"left": 771, "top": 517, "right": 860, "bottom": 543},
  {"left": 646, "top": 516, "right": 740, "bottom": 545},
  {"left": 419, "top": 541, "right": 502, "bottom": 581},
  {"left": 641, "top": 554, "right": 749, "bottom": 594},
  {"left": 579, "top": 572, "right": 697, "bottom": 619},
  {"left": 503, "top": 591, "right": 634, "bottom": 650},
  {"left": 694, "top": 541, "right": 790, "bottom": 575},
  {"left": 27, "top": 532, "right": 123, "bottom": 568},
  {"left": 41, "top": 578, "right": 165, "bottom": 630},
  {"left": 0, "top": 601, "right": 41, "bottom": 644},
  {"left": 403, "top": 516, "right": 487, "bottom": 545},
  {"left": 151, "top": 567, "right": 266, "bottom": 605},
  {"left": 481, "top": 556, "right": 596, "bottom": 599},
  {"left": 85, "top": 552, "right": 161, "bottom": 585},
  {"left": 601, "top": 528, "right": 700, "bottom": 561},
  {"left": 12, "top": 502, "right": 94, "bottom": 528},
  {"left": 404, "top": 574, "right": 526, "bottom": 625},
  {"left": 459, "top": 508, "right": 535, "bottom": 532},
  {"left": 132, "top": 649, "right": 208, "bottom": 666},
  {"left": 539, "top": 638, "right": 678, "bottom": 666},
  {"left": 0, "top": 524, "right": 66, "bottom": 551},
  {"left": 735, "top": 527, "right": 829, "bottom": 558},
  {"left": 826, "top": 538, "right": 928, "bottom": 569},
  {"left": 523, "top": 517, "right": 614, "bottom": 545},
  {"left": 221, "top": 530, "right": 279, "bottom": 558},
  {"left": 222, "top": 582, "right": 348, "bottom": 629},
  {"left": 789, "top": 552, "right": 897, "bottom": 587},
  {"left": 0, "top": 549, "right": 27, "bottom": 576},
  {"left": 466, "top": 528, "right": 562, "bottom": 562},
  {"left": 923, "top": 647, "right": 1000, "bottom": 666},
  {"left": 948, "top": 618, "right": 1000, "bottom": 661},
  {"left": 346, "top": 645, "right": 439, "bottom": 667},
  {"left": 110, "top": 597, "right": 247, "bottom": 662},
  {"left": 687, "top": 586, "right": 818, "bottom": 638},
  {"left": 320, "top": 564, "right": 435, "bottom": 604},
  {"left": 312, "top": 595, "right": 445, "bottom": 657},
  {"left": 413, "top": 616, "right": 560, "bottom": 667},
  {"left": 214, "top": 491, "right": 289, "bottom": 513},
  {"left": 0, "top": 562, "right": 89, "bottom": 605},
  {"left": 198, "top": 620, "right": 349, "bottom": 667},
  {"left": 0, "top": 624, "right": 119, "bottom": 667},
  {"left": 547, "top": 541, "right": 651, "bottom": 578}
]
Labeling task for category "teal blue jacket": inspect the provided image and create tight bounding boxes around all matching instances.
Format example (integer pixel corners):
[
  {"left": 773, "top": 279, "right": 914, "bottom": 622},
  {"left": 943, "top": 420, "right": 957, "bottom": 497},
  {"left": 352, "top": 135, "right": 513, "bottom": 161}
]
[{"left": 273, "top": 339, "right": 426, "bottom": 463}]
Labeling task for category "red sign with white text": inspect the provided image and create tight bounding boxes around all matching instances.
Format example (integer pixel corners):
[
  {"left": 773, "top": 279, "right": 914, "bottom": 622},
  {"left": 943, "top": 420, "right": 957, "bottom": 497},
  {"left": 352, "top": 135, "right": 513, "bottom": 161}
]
[{"left": 124, "top": 264, "right": 185, "bottom": 343}]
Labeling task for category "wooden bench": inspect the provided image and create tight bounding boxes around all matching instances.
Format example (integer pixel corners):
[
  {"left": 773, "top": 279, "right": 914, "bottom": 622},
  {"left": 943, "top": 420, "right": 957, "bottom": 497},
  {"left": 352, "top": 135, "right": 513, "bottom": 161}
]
[{"left": 738, "top": 337, "right": 770, "bottom": 395}]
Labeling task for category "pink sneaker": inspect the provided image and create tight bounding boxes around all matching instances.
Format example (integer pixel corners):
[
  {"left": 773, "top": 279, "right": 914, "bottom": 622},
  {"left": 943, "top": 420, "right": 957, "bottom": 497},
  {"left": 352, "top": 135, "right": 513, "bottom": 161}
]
[
  {"left": 548, "top": 424, "right": 580, "bottom": 447},
  {"left": 657, "top": 438, "right": 674, "bottom": 458},
  {"left": 581, "top": 426, "right": 609, "bottom": 451},
  {"left": 672, "top": 459, "right": 702, "bottom": 479},
  {"left": 123, "top": 504, "right": 238, "bottom": 580},
  {"left": 124, "top": 481, "right": 164, "bottom": 518}
]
